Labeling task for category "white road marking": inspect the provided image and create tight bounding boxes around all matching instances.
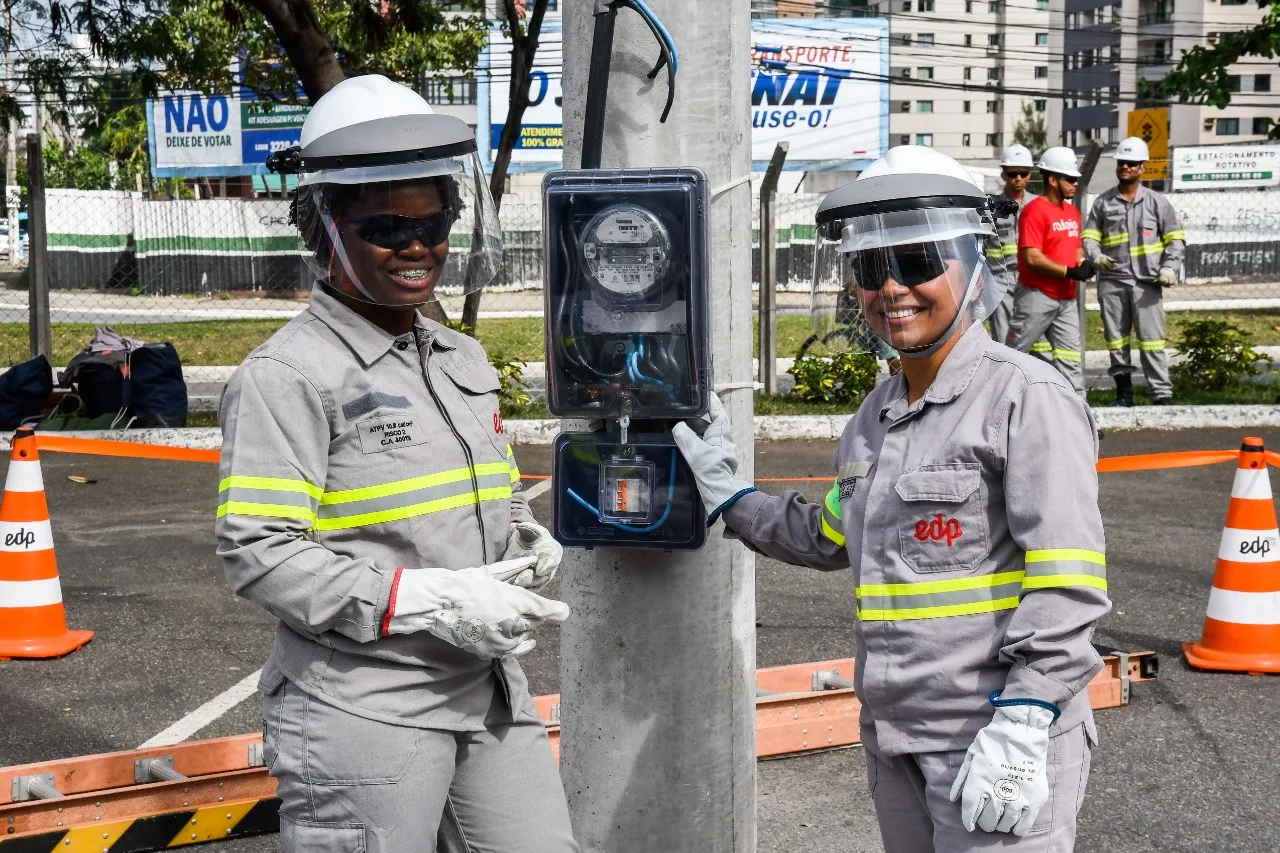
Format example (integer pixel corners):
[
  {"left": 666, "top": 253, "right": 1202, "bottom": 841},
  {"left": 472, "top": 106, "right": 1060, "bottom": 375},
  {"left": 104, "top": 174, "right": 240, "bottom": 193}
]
[
  {"left": 524, "top": 477, "right": 553, "bottom": 500},
  {"left": 138, "top": 668, "right": 263, "bottom": 748}
]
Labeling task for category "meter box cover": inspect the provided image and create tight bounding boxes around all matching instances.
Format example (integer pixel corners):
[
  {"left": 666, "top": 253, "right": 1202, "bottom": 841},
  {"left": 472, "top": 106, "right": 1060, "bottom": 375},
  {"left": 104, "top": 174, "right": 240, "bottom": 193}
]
[
  {"left": 552, "top": 433, "right": 706, "bottom": 551},
  {"left": 542, "top": 168, "right": 711, "bottom": 420}
]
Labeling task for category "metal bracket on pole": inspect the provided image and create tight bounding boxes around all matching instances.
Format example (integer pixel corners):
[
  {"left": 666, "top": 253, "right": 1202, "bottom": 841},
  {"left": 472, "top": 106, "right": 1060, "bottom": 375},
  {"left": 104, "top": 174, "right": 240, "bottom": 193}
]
[
  {"left": 247, "top": 742, "right": 266, "bottom": 768},
  {"left": 758, "top": 142, "right": 789, "bottom": 396},
  {"left": 133, "top": 755, "right": 188, "bottom": 784},
  {"left": 10, "top": 773, "right": 61, "bottom": 801}
]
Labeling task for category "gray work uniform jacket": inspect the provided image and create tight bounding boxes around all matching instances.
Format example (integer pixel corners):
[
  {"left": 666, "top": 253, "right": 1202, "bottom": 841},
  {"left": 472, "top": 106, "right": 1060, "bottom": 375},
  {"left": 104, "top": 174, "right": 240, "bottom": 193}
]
[
  {"left": 987, "top": 191, "right": 1038, "bottom": 290},
  {"left": 1083, "top": 186, "right": 1187, "bottom": 282},
  {"left": 216, "top": 286, "right": 536, "bottom": 731},
  {"left": 723, "top": 322, "right": 1111, "bottom": 757}
]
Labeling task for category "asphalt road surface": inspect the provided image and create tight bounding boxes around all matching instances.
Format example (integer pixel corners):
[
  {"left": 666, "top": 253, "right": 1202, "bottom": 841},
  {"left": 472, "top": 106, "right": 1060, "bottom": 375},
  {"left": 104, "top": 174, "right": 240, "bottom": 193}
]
[{"left": 3, "top": 429, "right": 1279, "bottom": 852}]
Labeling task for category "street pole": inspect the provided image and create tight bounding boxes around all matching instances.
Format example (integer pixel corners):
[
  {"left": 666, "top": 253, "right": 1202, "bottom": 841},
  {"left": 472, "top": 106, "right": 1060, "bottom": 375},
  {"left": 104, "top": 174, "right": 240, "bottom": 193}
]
[
  {"left": 1074, "top": 140, "right": 1102, "bottom": 384},
  {"left": 559, "top": 1, "right": 756, "bottom": 852},
  {"left": 759, "top": 142, "right": 788, "bottom": 396},
  {"left": 5, "top": 4, "right": 19, "bottom": 268},
  {"left": 26, "top": 133, "right": 50, "bottom": 360}
]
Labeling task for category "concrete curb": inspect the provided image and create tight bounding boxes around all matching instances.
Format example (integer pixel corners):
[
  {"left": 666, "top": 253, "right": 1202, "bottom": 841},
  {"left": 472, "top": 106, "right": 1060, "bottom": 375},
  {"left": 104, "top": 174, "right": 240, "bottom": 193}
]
[{"left": 10, "top": 406, "right": 1280, "bottom": 452}]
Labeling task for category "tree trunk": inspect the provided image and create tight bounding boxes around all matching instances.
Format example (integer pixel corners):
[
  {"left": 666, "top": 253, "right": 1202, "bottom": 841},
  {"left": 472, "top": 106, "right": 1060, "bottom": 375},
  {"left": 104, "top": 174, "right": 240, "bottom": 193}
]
[
  {"left": 460, "top": 0, "right": 548, "bottom": 332},
  {"left": 240, "top": 0, "right": 346, "bottom": 102}
]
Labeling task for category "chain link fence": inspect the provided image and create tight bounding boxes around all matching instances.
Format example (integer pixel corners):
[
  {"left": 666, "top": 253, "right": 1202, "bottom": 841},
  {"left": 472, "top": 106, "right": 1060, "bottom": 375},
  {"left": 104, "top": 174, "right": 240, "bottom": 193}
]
[{"left": 8, "top": 177, "right": 1280, "bottom": 398}]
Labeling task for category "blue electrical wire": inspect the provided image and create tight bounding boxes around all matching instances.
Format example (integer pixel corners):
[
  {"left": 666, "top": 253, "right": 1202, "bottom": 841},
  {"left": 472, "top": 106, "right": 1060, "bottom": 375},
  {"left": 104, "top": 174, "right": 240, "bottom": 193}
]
[
  {"left": 630, "top": 0, "right": 679, "bottom": 74},
  {"left": 566, "top": 452, "right": 678, "bottom": 534}
]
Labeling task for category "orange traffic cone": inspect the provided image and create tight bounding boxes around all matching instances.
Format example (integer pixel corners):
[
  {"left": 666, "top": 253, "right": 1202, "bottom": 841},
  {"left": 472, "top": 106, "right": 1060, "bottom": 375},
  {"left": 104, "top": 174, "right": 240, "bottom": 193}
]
[
  {"left": 0, "top": 426, "right": 93, "bottom": 659},
  {"left": 1183, "top": 436, "right": 1280, "bottom": 674}
]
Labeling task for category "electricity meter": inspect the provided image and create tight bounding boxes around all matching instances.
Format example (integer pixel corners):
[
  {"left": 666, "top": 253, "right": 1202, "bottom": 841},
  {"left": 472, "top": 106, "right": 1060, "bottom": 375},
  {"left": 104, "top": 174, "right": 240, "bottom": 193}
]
[
  {"left": 542, "top": 168, "right": 710, "bottom": 420},
  {"left": 551, "top": 432, "right": 706, "bottom": 551},
  {"left": 543, "top": 168, "right": 712, "bottom": 551}
]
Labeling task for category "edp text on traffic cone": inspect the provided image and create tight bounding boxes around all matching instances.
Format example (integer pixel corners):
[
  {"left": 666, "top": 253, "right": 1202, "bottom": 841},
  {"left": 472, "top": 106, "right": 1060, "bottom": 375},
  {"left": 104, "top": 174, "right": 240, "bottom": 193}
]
[{"left": 0, "top": 425, "right": 94, "bottom": 659}]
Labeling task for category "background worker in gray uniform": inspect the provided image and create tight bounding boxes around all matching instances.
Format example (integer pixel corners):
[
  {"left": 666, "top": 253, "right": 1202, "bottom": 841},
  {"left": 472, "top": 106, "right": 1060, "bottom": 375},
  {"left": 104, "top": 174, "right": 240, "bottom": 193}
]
[
  {"left": 987, "top": 144, "right": 1043, "bottom": 356},
  {"left": 1007, "top": 146, "right": 1096, "bottom": 396},
  {"left": 216, "top": 75, "right": 577, "bottom": 853},
  {"left": 673, "top": 145, "right": 1110, "bottom": 853},
  {"left": 1083, "top": 137, "right": 1187, "bottom": 406}
]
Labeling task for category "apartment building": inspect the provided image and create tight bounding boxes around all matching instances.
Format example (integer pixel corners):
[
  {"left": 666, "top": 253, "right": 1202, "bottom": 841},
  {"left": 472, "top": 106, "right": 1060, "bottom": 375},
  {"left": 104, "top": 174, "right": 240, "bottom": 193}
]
[{"left": 1058, "top": 0, "right": 1278, "bottom": 149}]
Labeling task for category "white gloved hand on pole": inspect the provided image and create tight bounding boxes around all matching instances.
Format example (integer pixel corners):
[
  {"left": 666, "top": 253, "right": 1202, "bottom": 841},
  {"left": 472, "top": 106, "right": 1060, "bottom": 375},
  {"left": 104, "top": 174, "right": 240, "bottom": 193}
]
[
  {"left": 499, "top": 521, "right": 563, "bottom": 591},
  {"left": 1157, "top": 267, "right": 1177, "bottom": 286},
  {"left": 383, "top": 561, "right": 570, "bottom": 659},
  {"left": 671, "top": 394, "right": 756, "bottom": 524},
  {"left": 948, "top": 703, "right": 1055, "bottom": 836},
  {"left": 1094, "top": 255, "right": 1116, "bottom": 272}
]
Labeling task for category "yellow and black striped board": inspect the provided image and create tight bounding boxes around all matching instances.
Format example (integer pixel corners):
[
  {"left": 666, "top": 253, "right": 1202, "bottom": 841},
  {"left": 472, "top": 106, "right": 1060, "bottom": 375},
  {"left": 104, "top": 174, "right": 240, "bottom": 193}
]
[{"left": 0, "top": 799, "right": 278, "bottom": 852}]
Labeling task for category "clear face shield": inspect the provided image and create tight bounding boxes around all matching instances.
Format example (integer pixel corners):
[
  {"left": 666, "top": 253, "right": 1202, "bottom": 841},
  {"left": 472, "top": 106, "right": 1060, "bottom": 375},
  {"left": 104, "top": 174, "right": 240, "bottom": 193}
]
[
  {"left": 294, "top": 152, "right": 502, "bottom": 306},
  {"left": 812, "top": 205, "right": 1003, "bottom": 357}
]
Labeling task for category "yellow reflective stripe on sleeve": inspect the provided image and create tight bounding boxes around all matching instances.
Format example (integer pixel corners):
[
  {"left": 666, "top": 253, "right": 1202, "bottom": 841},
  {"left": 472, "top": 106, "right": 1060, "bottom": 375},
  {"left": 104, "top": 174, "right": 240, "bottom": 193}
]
[
  {"left": 507, "top": 444, "right": 521, "bottom": 484},
  {"left": 215, "top": 501, "right": 317, "bottom": 522},
  {"left": 218, "top": 475, "right": 324, "bottom": 500},
  {"left": 1002, "top": 244, "right": 1019, "bottom": 257},
  {"left": 314, "top": 486, "right": 513, "bottom": 531},
  {"left": 1106, "top": 337, "right": 1130, "bottom": 351},
  {"left": 1030, "top": 341, "right": 1053, "bottom": 353},
  {"left": 1101, "top": 233, "right": 1130, "bottom": 247},
  {"left": 1023, "top": 574, "right": 1109, "bottom": 591},
  {"left": 1131, "top": 243, "right": 1165, "bottom": 256},
  {"left": 1081, "top": 229, "right": 1102, "bottom": 242},
  {"left": 821, "top": 484, "right": 846, "bottom": 546},
  {"left": 1162, "top": 230, "right": 1186, "bottom": 243},
  {"left": 1051, "top": 349, "right": 1082, "bottom": 363},
  {"left": 986, "top": 248, "right": 1004, "bottom": 260}
]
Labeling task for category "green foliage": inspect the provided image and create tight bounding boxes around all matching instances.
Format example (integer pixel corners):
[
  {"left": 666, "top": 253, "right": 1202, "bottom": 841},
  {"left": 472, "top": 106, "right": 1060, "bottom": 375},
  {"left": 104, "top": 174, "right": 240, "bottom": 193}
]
[
  {"left": 1171, "top": 319, "right": 1272, "bottom": 392},
  {"left": 787, "top": 352, "right": 880, "bottom": 406},
  {"left": 1013, "top": 101, "right": 1047, "bottom": 152},
  {"left": 0, "top": 0, "right": 489, "bottom": 137},
  {"left": 489, "top": 352, "right": 532, "bottom": 411},
  {"left": 1160, "top": 2, "right": 1280, "bottom": 136}
]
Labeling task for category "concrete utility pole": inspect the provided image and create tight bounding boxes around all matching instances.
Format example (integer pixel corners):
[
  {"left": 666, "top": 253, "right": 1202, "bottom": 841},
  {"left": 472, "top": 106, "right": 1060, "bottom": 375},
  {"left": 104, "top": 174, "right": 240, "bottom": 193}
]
[
  {"left": 558, "top": 2, "right": 756, "bottom": 852},
  {"left": 5, "top": 4, "right": 20, "bottom": 267}
]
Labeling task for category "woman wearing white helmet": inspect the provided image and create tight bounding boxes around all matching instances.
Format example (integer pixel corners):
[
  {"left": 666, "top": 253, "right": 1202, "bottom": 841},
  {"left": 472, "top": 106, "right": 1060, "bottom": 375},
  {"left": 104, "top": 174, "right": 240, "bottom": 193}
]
[
  {"left": 216, "top": 75, "right": 577, "bottom": 853},
  {"left": 674, "top": 146, "right": 1109, "bottom": 852}
]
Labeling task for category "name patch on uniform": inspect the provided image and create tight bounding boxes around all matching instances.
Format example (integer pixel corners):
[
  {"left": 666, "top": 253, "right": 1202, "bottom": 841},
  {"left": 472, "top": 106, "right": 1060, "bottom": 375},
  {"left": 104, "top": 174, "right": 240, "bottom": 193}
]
[
  {"left": 357, "top": 414, "right": 427, "bottom": 454},
  {"left": 837, "top": 460, "right": 873, "bottom": 500}
]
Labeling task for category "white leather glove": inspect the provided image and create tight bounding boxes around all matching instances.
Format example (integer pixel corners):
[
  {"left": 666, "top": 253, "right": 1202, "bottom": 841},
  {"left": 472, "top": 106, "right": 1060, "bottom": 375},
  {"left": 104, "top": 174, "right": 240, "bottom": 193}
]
[
  {"left": 671, "top": 394, "right": 755, "bottom": 523},
  {"left": 1157, "top": 267, "right": 1178, "bottom": 286},
  {"left": 949, "top": 704, "right": 1055, "bottom": 836},
  {"left": 383, "top": 562, "right": 569, "bottom": 659},
  {"left": 499, "top": 521, "right": 563, "bottom": 591},
  {"left": 1093, "top": 255, "right": 1116, "bottom": 272}
]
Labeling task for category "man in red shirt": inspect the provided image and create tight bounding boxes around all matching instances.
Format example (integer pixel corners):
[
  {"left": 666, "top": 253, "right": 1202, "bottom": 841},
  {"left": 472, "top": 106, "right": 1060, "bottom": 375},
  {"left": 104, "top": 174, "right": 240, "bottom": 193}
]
[{"left": 1007, "top": 146, "right": 1096, "bottom": 395}]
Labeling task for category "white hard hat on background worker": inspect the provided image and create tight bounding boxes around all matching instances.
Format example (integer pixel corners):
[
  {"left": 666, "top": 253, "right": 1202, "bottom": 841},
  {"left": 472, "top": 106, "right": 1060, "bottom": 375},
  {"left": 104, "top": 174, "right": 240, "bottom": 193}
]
[
  {"left": 224, "top": 74, "right": 579, "bottom": 853},
  {"left": 1000, "top": 144, "right": 1035, "bottom": 169},
  {"left": 1038, "top": 146, "right": 1082, "bottom": 178},
  {"left": 673, "top": 143, "right": 1110, "bottom": 853},
  {"left": 1112, "top": 136, "right": 1151, "bottom": 163}
]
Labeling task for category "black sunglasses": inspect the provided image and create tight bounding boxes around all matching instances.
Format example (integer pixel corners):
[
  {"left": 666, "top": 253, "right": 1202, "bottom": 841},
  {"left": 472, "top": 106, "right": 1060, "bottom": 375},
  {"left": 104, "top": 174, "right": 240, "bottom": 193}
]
[
  {"left": 351, "top": 212, "right": 455, "bottom": 251},
  {"left": 1003, "top": 170, "right": 1031, "bottom": 178},
  {"left": 1055, "top": 174, "right": 1081, "bottom": 184},
  {"left": 849, "top": 243, "right": 952, "bottom": 290}
]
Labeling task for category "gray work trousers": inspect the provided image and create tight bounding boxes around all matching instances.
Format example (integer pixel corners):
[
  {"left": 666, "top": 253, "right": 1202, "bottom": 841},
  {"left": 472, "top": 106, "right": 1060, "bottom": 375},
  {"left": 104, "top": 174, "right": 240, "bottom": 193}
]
[
  {"left": 263, "top": 677, "right": 579, "bottom": 853},
  {"left": 1098, "top": 277, "right": 1172, "bottom": 399},
  {"left": 1008, "top": 286, "right": 1084, "bottom": 395},
  {"left": 866, "top": 722, "right": 1094, "bottom": 853},
  {"left": 990, "top": 287, "right": 1050, "bottom": 361}
]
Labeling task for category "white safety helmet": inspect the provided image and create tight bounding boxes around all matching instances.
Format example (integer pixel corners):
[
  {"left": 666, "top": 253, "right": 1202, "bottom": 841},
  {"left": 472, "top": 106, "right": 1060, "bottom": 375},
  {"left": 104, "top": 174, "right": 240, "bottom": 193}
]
[
  {"left": 268, "top": 74, "right": 502, "bottom": 306},
  {"left": 1113, "top": 136, "right": 1150, "bottom": 163},
  {"left": 812, "top": 146, "right": 1004, "bottom": 358},
  {"left": 1000, "top": 144, "right": 1035, "bottom": 169},
  {"left": 1037, "top": 146, "right": 1082, "bottom": 178}
]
